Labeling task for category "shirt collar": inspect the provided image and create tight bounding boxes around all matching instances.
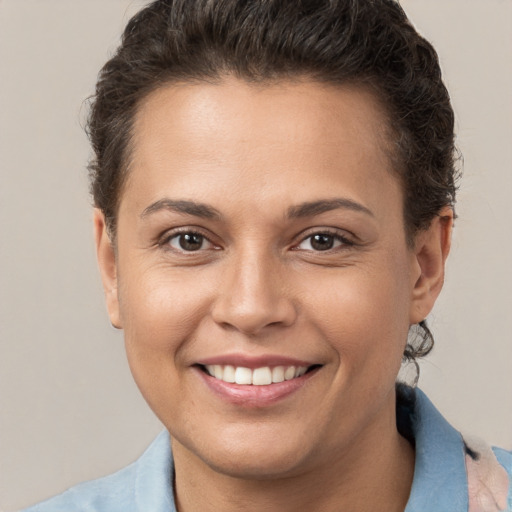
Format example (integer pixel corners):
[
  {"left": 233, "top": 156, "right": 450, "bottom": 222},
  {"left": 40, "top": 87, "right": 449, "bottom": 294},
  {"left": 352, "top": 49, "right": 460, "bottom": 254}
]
[
  {"left": 405, "top": 388, "right": 469, "bottom": 511},
  {"left": 134, "top": 429, "right": 176, "bottom": 512}
]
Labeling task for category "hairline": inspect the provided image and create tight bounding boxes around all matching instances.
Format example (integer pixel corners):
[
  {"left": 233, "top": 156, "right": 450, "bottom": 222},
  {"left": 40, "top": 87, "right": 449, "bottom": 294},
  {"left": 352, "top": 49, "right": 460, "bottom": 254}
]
[{"left": 104, "top": 74, "right": 419, "bottom": 248}]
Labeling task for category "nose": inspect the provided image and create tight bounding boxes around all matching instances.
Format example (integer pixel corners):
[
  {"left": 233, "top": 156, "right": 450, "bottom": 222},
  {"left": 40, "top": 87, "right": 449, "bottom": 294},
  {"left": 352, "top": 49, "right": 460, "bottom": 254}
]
[{"left": 210, "top": 250, "right": 297, "bottom": 336}]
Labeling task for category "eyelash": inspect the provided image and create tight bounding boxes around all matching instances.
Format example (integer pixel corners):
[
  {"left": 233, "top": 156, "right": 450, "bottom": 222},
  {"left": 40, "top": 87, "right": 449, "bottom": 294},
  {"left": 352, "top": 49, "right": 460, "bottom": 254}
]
[
  {"left": 293, "top": 229, "right": 355, "bottom": 252},
  {"left": 159, "top": 228, "right": 217, "bottom": 253},
  {"left": 159, "top": 227, "right": 355, "bottom": 254}
]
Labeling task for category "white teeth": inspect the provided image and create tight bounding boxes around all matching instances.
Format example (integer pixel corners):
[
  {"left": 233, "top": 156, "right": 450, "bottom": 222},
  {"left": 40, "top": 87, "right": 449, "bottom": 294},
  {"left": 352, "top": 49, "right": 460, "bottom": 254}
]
[
  {"left": 271, "top": 366, "right": 285, "bottom": 383},
  {"left": 234, "top": 367, "right": 253, "bottom": 385},
  {"left": 204, "top": 364, "right": 310, "bottom": 385},
  {"left": 223, "top": 365, "right": 236, "bottom": 383},
  {"left": 213, "top": 365, "right": 223, "bottom": 379},
  {"left": 295, "top": 366, "right": 307, "bottom": 377},
  {"left": 284, "top": 366, "right": 296, "bottom": 380},
  {"left": 252, "top": 367, "right": 272, "bottom": 386}
]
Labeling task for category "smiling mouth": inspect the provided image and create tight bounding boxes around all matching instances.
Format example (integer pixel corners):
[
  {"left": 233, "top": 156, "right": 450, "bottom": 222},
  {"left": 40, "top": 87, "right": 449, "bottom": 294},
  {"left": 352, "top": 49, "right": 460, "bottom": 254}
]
[{"left": 200, "top": 364, "right": 321, "bottom": 385}]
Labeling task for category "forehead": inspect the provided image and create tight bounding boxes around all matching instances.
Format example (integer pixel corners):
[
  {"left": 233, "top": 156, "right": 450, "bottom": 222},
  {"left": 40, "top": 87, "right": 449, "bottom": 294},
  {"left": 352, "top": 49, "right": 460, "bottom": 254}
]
[
  {"left": 122, "top": 78, "right": 401, "bottom": 222},
  {"left": 133, "top": 77, "right": 392, "bottom": 163}
]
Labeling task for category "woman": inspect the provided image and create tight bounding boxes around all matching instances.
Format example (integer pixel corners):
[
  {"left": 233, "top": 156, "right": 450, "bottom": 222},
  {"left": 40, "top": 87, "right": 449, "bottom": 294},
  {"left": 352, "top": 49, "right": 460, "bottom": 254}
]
[{"left": 21, "top": 0, "right": 511, "bottom": 511}]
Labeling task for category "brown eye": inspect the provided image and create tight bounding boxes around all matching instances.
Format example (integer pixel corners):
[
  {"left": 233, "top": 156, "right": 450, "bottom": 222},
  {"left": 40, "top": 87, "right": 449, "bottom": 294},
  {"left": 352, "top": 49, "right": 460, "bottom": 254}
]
[
  {"left": 169, "top": 232, "right": 210, "bottom": 251},
  {"left": 310, "top": 234, "right": 335, "bottom": 251},
  {"left": 296, "top": 231, "right": 352, "bottom": 252}
]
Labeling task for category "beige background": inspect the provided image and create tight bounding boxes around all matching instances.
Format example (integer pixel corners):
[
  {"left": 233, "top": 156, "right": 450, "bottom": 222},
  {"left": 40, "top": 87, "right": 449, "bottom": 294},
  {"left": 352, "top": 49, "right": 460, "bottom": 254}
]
[{"left": 0, "top": 1, "right": 511, "bottom": 510}]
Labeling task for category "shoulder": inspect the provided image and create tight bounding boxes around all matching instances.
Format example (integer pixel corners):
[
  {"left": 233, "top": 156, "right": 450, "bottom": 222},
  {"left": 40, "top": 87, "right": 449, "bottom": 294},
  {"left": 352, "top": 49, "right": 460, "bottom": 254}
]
[
  {"left": 405, "top": 388, "right": 512, "bottom": 512},
  {"left": 21, "top": 463, "right": 138, "bottom": 512},
  {"left": 493, "top": 444, "right": 512, "bottom": 510},
  {"left": 21, "top": 431, "right": 175, "bottom": 512},
  {"left": 493, "top": 445, "right": 512, "bottom": 474},
  {"left": 463, "top": 437, "right": 511, "bottom": 512}
]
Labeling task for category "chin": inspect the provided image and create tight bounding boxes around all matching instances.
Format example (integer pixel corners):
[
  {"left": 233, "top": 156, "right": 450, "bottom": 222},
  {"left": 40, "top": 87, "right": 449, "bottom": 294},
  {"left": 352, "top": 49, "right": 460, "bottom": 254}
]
[
  {"left": 201, "top": 449, "right": 312, "bottom": 481},
  {"left": 174, "top": 422, "right": 319, "bottom": 480}
]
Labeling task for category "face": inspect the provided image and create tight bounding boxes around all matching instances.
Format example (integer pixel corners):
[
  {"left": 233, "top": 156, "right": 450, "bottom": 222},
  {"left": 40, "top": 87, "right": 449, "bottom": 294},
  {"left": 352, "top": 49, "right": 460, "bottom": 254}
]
[{"left": 96, "top": 78, "right": 449, "bottom": 479}]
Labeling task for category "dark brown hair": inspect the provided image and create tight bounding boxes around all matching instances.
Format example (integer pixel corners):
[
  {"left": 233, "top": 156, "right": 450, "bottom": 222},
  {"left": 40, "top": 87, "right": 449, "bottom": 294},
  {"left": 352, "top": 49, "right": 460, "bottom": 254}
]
[{"left": 87, "top": 0, "right": 459, "bottom": 370}]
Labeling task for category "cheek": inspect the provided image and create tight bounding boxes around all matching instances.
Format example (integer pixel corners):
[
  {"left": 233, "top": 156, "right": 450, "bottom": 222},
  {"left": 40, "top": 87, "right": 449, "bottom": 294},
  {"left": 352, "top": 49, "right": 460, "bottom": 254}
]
[
  {"left": 302, "top": 258, "right": 412, "bottom": 370},
  {"left": 116, "top": 265, "right": 217, "bottom": 409},
  {"left": 116, "top": 266, "right": 215, "bottom": 423},
  {"left": 119, "top": 267, "right": 210, "bottom": 349}
]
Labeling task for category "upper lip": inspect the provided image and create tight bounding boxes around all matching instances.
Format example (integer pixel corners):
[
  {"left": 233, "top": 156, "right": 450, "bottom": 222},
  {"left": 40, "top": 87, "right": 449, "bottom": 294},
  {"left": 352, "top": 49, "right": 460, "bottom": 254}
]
[{"left": 196, "top": 353, "right": 319, "bottom": 369}]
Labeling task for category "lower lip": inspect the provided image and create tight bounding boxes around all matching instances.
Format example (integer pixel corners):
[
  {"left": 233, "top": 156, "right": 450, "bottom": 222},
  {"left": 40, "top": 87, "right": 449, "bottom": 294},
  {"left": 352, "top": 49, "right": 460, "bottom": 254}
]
[{"left": 195, "top": 367, "right": 319, "bottom": 407}]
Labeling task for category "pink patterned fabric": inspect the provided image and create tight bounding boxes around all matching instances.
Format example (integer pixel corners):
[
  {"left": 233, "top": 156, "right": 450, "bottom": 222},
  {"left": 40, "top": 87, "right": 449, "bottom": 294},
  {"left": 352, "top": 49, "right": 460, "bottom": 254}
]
[{"left": 465, "top": 436, "right": 510, "bottom": 512}]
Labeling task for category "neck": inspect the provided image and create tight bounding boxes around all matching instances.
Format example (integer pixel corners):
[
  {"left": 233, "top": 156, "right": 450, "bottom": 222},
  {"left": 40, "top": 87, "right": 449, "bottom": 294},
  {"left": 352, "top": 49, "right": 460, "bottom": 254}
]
[{"left": 172, "top": 399, "right": 415, "bottom": 512}]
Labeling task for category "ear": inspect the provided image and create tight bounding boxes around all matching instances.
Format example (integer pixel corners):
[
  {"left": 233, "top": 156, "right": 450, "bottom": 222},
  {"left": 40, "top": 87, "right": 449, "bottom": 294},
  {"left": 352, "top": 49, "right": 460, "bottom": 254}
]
[
  {"left": 409, "top": 207, "right": 454, "bottom": 325},
  {"left": 93, "top": 209, "right": 122, "bottom": 329}
]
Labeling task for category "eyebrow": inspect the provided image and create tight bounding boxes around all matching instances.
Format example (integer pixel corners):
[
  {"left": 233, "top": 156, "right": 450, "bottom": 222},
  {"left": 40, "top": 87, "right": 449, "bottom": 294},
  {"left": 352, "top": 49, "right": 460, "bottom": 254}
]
[
  {"left": 287, "top": 198, "right": 374, "bottom": 218},
  {"left": 140, "top": 197, "right": 373, "bottom": 221},
  {"left": 140, "top": 199, "right": 222, "bottom": 220}
]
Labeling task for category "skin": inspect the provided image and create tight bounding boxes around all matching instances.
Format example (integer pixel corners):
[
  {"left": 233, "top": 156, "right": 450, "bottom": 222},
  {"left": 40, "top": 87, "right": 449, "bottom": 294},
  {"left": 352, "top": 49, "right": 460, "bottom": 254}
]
[{"left": 95, "top": 78, "right": 453, "bottom": 512}]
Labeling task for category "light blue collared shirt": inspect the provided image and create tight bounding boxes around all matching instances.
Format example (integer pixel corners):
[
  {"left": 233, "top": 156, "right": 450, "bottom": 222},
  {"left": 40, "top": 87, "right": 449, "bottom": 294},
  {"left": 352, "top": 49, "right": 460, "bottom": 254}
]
[{"left": 22, "top": 389, "right": 512, "bottom": 512}]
